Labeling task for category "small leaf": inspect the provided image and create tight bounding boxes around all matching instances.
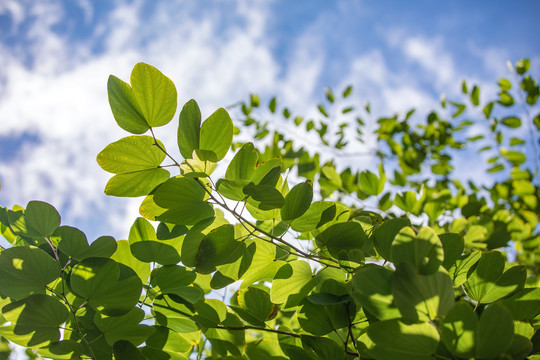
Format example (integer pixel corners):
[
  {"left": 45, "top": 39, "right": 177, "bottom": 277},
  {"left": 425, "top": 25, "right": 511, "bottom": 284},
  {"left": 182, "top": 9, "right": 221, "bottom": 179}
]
[
  {"left": 501, "top": 116, "right": 522, "bottom": 128},
  {"left": 290, "top": 201, "right": 336, "bottom": 232},
  {"left": 225, "top": 142, "right": 258, "bottom": 181},
  {"left": 470, "top": 85, "right": 480, "bottom": 106}
]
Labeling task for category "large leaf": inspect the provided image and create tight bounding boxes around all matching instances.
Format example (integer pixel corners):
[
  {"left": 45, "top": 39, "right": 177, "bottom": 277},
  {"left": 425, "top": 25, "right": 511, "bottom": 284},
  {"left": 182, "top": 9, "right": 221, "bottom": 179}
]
[
  {"left": 140, "top": 176, "right": 214, "bottom": 225},
  {"left": 447, "top": 251, "right": 481, "bottom": 287},
  {"left": 0, "top": 246, "right": 60, "bottom": 300},
  {"left": 94, "top": 307, "right": 155, "bottom": 346},
  {"left": 8, "top": 201, "right": 61, "bottom": 238},
  {"left": 195, "top": 224, "right": 243, "bottom": 274},
  {"left": 151, "top": 265, "right": 200, "bottom": 303},
  {"left": 440, "top": 301, "right": 477, "bottom": 359},
  {"left": 298, "top": 300, "right": 349, "bottom": 336},
  {"left": 316, "top": 221, "right": 367, "bottom": 261},
  {"left": 129, "top": 217, "right": 181, "bottom": 265},
  {"left": 70, "top": 258, "right": 142, "bottom": 316},
  {"left": 392, "top": 263, "right": 455, "bottom": 322},
  {"left": 476, "top": 303, "right": 514, "bottom": 359},
  {"left": 130, "top": 62, "right": 177, "bottom": 128},
  {"left": 271, "top": 260, "right": 316, "bottom": 309},
  {"left": 180, "top": 149, "right": 217, "bottom": 178},
  {"left": 372, "top": 217, "right": 411, "bottom": 261},
  {"left": 281, "top": 181, "right": 313, "bottom": 222},
  {"left": 199, "top": 108, "right": 233, "bottom": 160},
  {"left": 107, "top": 75, "right": 148, "bottom": 134},
  {"left": 240, "top": 240, "right": 285, "bottom": 289},
  {"left": 500, "top": 288, "right": 540, "bottom": 321},
  {"left": 360, "top": 319, "right": 440, "bottom": 360},
  {"left": 352, "top": 264, "right": 401, "bottom": 321},
  {"left": 439, "top": 233, "right": 464, "bottom": 270},
  {"left": 37, "top": 340, "right": 84, "bottom": 360},
  {"left": 178, "top": 99, "right": 202, "bottom": 159},
  {"left": 243, "top": 183, "right": 285, "bottom": 210},
  {"left": 391, "top": 226, "right": 444, "bottom": 275},
  {"left": 97, "top": 136, "right": 169, "bottom": 197},
  {"left": 152, "top": 295, "right": 199, "bottom": 333},
  {"left": 97, "top": 136, "right": 166, "bottom": 174},
  {"left": 465, "top": 251, "right": 526, "bottom": 303},
  {"left": 111, "top": 240, "right": 150, "bottom": 284},
  {"left": 53, "top": 226, "right": 116, "bottom": 261},
  {"left": 0, "top": 294, "right": 68, "bottom": 348},
  {"left": 225, "top": 143, "right": 258, "bottom": 181},
  {"left": 193, "top": 298, "right": 228, "bottom": 328},
  {"left": 231, "top": 287, "right": 274, "bottom": 326},
  {"left": 290, "top": 201, "right": 336, "bottom": 232},
  {"left": 140, "top": 326, "right": 194, "bottom": 359}
]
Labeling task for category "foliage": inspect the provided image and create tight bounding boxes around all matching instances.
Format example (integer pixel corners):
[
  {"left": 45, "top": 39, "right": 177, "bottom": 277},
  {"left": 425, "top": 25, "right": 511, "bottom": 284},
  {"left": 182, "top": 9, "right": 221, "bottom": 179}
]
[{"left": 0, "top": 59, "right": 539, "bottom": 359}]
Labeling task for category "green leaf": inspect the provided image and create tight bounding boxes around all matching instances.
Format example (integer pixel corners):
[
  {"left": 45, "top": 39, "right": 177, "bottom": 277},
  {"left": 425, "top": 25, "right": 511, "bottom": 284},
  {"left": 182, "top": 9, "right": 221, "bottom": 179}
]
[
  {"left": 373, "top": 217, "right": 411, "bottom": 262},
  {"left": 152, "top": 265, "right": 200, "bottom": 302},
  {"left": 94, "top": 307, "right": 155, "bottom": 346},
  {"left": 515, "top": 58, "right": 530, "bottom": 74},
  {"left": 499, "top": 92, "right": 515, "bottom": 106},
  {"left": 231, "top": 287, "right": 274, "bottom": 326},
  {"left": 269, "top": 97, "right": 277, "bottom": 113},
  {"left": 243, "top": 183, "right": 285, "bottom": 210},
  {"left": 111, "top": 240, "right": 150, "bottom": 284},
  {"left": 180, "top": 216, "right": 229, "bottom": 268},
  {"left": 394, "top": 191, "right": 417, "bottom": 213},
  {"left": 316, "top": 221, "right": 367, "bottom": 261},
  {"left": 216, "top": 178, "right": 250, "bottom": 201},
  {"left": 391, "top": 226, "right": 444, "bottom": 275},
  {"left": 440, "top": 301, "right": 477, "bottom": 359},
  {"left": 500, "top": 288, "right": 540, "bottom": 321},
  {"left": 281, "top": 181, "right": 313, "bottom": 222},
  {"left": 298, "top": 300, "right": 349, "bottom": 336},
  {"left": 141, "top": 326, "right": 194, "bottom": 359},
  {"left": 471, "top": 85, "right": 480, "bottom": 105},
  {"left": 113, "top": 341, "right": 146, "bottom": 360},
  {"left": 392, "top": 263, "right": 455, "bottom": 322},
  {"left": 483, "top": 102, "right": 494, "bottom": 118},
  {"left": 97, "top": 136, "right": 170, "bottom": 197},
  {"left": 70, "top": 258, "right": 142, "bottom": 316},
  {"left": 104, "top": 169, "right": 170, "bottom": 197},
  {"left": 271, "top": 260, "right": 315, "bottom": 308},
  {"left": 358, "top": 170, "right": 383, "bottom": 196},
  {"left": 180, "top": 149, "right": 217, "bottom": 177},
  {"left": 140, "top": 176, "right": 214, "bottom": 225},
  {"left": 240, "top": 241, "right": 285, "bottom": 289},
  {"left": 501, "top": 116, "right": 522, "bottom": 128},
  {"left": 130, "top": 62, "right": 177, "bottom": 128},
  {"left": 342, "top": 85, "right": 353, "bottom": 98},
  {"left": 8, "top": 201, "right": 61, "bottom": 238},
  {"left": 361, "top": 319, "right": 440, "bottom": 360},
  {"left": 97, "top": 136, "right": 166, "bottom": 173},
  {"left": 448, "top": 251, "right": 481, "bottom": 287},
  {"left": 465, "top": 251, "right": 526, "bottom": 303},
  {"left": 0, "top": 246, "right": 60, "bottom": 300},
  {"left": 107, "top": 75, "right": 148, "bottom": 134},
  {"left": 129, "top": 217, "right": 181, "bottom": 265},
  {"left": 199, "top": 108, "right": 233, "bottom": 160},
  {"left": 195, "top": 224, "right": 243, "bottom": 274},
  {"left": 37, "top": 340, "right": 84, "bottom": 360},
  {"left": 193, "top": 298, "right": 228, "bottom": 328},
  {"left": 439, "top": 233, "right": 464, "bottom": 270},
  {"left": 178, "top": 99, "right": 202, "bottom": 159},
  {"left": 0, "top": 294, "right": 68, "bottom": 348},
  {"left": 152, "top": 295, "right": 199, "bottom": 333},
  {"left": 53, "top": 226, "right": 117, "bottom": 261},
  {"left": 352, "top": 264, "right": 401, "bottom": 321},
  {"left": 225, "top": 142, "right": 258, "bottom": 181},
  {"left": 476, "top": 303, "right": 514, "bottom": 359},
  {"left": 290, "top": 201, "right": 336, "bottom": 232}
]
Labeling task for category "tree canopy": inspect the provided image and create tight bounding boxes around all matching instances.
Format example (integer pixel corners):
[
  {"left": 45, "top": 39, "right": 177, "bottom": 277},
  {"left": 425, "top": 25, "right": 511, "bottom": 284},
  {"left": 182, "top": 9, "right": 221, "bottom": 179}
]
[{"left": 0, "top": 59, "right": 539, "bottom": 359}]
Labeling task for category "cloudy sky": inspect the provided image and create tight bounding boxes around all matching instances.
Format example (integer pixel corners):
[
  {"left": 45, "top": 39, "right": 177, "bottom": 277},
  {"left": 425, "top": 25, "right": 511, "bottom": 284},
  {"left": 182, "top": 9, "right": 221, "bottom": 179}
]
[{"left": 0, "top": 0, "right": 539, "bottom": 242}]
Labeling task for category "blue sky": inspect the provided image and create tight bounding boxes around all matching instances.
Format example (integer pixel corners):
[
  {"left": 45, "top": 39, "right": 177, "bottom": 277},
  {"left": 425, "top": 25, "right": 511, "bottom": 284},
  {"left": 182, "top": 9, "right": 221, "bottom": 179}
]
[{"left": 0, "top": 0, "right": 539, "bottom": 242}]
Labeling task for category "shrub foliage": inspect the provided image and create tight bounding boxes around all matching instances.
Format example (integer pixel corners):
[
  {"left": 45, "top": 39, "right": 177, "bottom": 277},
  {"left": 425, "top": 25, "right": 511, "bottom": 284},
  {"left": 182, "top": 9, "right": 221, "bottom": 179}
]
[{"left": 0, "top": 59, "right": 539, "bottom": 359}]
